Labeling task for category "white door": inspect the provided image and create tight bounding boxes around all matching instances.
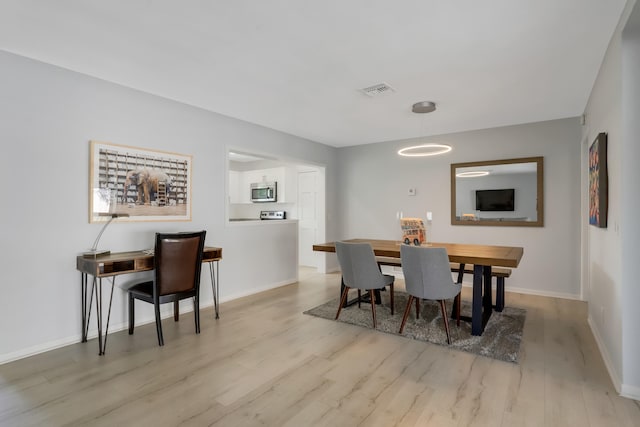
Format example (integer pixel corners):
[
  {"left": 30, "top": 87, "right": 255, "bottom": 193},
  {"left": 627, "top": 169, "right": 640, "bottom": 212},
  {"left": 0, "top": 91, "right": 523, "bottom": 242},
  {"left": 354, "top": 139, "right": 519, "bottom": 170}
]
[{"left": 298, "top": 170, "right": 318, "bottom": 267}]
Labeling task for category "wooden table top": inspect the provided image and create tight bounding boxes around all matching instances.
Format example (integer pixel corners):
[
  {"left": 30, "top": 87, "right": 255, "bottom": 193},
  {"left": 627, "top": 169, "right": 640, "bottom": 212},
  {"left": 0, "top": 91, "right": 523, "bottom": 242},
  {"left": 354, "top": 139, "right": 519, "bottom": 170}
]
[
  {"left": 313, "top": 239, "right": 523, "bottom": 268},
  {"left": 76, "top": 246, "right": 222, "bottom": 277}
]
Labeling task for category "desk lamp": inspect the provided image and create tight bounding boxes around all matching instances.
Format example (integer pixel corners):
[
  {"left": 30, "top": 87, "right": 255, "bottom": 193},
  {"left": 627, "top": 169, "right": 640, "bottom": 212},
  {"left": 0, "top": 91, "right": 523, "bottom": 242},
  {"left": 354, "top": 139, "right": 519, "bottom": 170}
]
[{"left": 83, "top": 213, "right": 130, "bottom": 257}]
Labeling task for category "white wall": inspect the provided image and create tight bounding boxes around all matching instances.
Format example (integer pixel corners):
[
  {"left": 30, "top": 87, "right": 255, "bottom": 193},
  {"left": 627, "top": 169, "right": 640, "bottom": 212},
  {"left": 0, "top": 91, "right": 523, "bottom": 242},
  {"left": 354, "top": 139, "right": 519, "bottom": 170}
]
[
  {"left": 621, "top": 0, "right": 640, "bottom": 399},
  {"left": 336, "top": 118, "right": 582, "bottom": 299},
  {"left": 582, "top": 6, "right": 624, "bottom": 394},
  {"left": 0, "top": 50, "right": 338, "bottom": 363},
  {"left": 581, "top": 0, "right": 640, "bottom": 399}
]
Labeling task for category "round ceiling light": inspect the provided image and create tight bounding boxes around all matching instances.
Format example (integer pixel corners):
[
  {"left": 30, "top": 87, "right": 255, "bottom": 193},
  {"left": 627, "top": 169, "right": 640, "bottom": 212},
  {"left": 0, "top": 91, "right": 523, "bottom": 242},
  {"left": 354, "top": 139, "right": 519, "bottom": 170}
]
[
  {"left": 412, "top": 101, "right": 436, "bottom": 113},
  {"left": 456, "top": 171, "right": 490, "bottom": 178},
  {"left": 398, "top": 143, "right": 452, "bottom": 157}
]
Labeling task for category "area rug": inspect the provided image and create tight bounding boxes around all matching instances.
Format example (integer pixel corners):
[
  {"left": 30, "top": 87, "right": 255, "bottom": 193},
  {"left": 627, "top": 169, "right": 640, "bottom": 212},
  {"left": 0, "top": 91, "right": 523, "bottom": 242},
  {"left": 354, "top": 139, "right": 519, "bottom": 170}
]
[{"left": 304, "top": 291, "right": 525, "bottom": 363}]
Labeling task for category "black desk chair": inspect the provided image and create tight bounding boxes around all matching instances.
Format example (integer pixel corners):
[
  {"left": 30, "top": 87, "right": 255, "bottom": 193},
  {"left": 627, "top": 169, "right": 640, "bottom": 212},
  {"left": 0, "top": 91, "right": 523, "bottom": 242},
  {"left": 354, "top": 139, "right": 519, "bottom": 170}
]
[{"left": 128, "top": 231, "right": 206, "bottom": 346}]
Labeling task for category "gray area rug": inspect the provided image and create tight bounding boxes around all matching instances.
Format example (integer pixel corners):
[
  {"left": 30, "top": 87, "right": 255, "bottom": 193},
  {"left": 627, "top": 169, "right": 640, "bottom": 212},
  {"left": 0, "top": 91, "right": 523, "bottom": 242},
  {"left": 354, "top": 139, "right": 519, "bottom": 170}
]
[{"left": 304, "top": 291, "right": 525, "bottom": 363}]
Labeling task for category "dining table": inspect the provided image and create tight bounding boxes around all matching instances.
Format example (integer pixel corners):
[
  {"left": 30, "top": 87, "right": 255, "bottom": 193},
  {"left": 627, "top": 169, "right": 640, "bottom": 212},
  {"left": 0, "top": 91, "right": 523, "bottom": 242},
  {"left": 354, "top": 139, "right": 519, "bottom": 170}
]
[{"left": 312, "top": 239, "right": 524, "bottom": 336}]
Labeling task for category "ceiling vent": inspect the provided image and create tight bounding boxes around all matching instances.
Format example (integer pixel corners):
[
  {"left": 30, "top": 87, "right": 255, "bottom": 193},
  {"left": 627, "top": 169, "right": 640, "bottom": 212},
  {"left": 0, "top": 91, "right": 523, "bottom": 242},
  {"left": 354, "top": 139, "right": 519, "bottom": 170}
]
[{"left": 359, "top": 82, "right": 395, "bottom": 97}]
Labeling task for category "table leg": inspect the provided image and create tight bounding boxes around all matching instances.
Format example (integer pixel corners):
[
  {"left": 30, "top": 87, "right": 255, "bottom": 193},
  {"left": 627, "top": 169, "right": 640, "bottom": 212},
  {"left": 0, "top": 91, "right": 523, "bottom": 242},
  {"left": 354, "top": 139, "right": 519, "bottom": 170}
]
[
  {"left": 90, "top": 277, "right": 116, "bottom": 356},
  {"left": 451, "top": 263, "right": 465, "bottom": 320},
  {"left": 209, "top": 261, "right": 220, "bottom": 319},
  {"left": 471, "top": 265, "right": 483, "bottom": 335},
  {"left": 94, "top": 278, "right": 103, "bottom": 354},
  {"left": 495, "top": 277, "right": 505, "bottom": 312},
  {"left": 80, "top": 273, "right": 93, "bottom": 342},
  {"left": 483, "top": 266, "right": 493, "bottom": 311}
]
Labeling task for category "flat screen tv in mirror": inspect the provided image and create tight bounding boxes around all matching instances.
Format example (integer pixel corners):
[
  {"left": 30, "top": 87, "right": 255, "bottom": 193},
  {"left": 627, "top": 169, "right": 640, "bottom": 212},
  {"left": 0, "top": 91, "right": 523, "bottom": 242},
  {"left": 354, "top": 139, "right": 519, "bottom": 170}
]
[
  {"left": 451, "top": 156, "right": 543, "bottom": 227},
  {"left": 475, "top": 189, "right": 515, "bottom": 211}
]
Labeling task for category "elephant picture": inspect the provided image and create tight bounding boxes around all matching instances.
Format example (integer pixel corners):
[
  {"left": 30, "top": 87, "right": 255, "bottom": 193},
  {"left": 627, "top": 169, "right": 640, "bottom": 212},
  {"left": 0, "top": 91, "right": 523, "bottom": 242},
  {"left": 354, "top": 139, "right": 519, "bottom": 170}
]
[
  {"left": 91, "top": 141, "right": 191, "bottom": 222},
  {"left": 124, "top": 168, "right": 173, "bottom": 205}
]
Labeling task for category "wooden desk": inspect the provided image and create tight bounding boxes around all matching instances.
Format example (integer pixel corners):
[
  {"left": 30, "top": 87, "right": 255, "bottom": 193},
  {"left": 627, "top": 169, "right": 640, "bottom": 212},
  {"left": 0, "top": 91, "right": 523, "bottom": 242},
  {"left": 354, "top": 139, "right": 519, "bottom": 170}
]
[
  {"left": 76, "top": 246, "right": 222, "bottom": 355},
  {"left": 313, "top": 239, "right": 523, "bottom": 335}
]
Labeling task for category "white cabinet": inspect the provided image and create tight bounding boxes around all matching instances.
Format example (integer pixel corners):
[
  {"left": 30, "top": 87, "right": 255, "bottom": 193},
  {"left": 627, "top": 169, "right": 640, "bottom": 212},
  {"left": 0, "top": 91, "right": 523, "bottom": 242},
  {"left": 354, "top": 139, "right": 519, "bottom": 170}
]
[
  {"left": 229, "top": 166, "right": 298, "bottom": 203},
  {"left": 228, "top": 170, "right": 243, "bottom": 204},
  {"left": 229, "top": 166, "right": 297, "bottom": 204}
]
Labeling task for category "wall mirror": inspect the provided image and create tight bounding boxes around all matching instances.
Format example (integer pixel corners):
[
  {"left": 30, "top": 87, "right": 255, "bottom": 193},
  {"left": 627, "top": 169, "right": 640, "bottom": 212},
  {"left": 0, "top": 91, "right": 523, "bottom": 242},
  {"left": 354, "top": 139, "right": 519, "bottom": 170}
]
[{"left": 451, "top": 156, "right": 544, "bottom": 227}]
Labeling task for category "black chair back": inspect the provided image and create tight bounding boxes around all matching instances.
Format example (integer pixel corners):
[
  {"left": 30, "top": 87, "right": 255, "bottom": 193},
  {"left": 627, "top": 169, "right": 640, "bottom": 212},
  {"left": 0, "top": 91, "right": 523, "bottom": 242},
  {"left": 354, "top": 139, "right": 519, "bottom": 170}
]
[{"left": 154, "top": 231, "right": 206, "bottom": 297}]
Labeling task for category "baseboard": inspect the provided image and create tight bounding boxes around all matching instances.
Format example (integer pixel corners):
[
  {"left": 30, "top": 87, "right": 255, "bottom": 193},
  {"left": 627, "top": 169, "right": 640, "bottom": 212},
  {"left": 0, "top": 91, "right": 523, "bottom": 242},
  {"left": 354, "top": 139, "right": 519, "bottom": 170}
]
[
  {"left": 481, "top": 284, "right": 581, "bottom": 301},
  {"left": 0, "top": 299, "right": 218, "bottom": 365},
  {"left": 0, "top": 335, "right": 84, "bottom": 365},
  {"left": 0, "top": 294, "right": 231, "bottom": 366},
  {"left": 587, "top": 317, "right": 640, "bottom": 400},
  {"left": 587, "top": 315, "right": 623, "bottom": 394},
  {"left": 219, "top": 278, "right": 298, "bottom": 303},
  {"left": 381, "top": 267, "right": 582, "bottom": 301},
  {"left": 620, "top": 384, "right": 640, "bottom": 401}
]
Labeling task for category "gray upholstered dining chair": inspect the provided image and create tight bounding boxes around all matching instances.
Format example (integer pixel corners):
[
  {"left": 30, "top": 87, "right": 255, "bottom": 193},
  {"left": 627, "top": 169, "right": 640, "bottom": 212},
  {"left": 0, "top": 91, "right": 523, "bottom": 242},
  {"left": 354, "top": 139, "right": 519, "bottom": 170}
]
[
  {"left": 334, "top": 241, "right": 395, "bottom": 328},
  {"left": 399, "top": 244, "right": 462, "bottom": 344},
  {"left": 128, "top": 231, "right": 206, "bottom": 346}
]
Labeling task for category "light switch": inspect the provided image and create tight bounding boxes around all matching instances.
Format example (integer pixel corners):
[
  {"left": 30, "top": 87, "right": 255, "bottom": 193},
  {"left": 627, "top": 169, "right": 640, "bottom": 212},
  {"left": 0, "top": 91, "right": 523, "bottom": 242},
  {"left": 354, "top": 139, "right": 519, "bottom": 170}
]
[
  {"left": 408, "top": 188, "right": 416, "bottom": 196},
  {"left": 426, "top": 211, "right": 433, "bottom": 221}
]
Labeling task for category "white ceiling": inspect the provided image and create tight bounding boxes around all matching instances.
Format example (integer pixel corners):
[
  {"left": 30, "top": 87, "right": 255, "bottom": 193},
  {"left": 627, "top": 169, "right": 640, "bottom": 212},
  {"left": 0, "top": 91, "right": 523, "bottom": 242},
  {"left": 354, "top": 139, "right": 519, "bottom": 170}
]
[{"left": 0, "top": 1, "right": 627, "bottom": 147}]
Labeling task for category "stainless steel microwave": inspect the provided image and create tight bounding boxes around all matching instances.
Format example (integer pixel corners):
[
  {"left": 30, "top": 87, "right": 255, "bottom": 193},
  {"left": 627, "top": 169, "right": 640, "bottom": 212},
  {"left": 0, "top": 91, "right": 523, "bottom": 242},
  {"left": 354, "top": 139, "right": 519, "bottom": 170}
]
[{"left": 250, "top": 182, "right": 277, "bottom": 203}]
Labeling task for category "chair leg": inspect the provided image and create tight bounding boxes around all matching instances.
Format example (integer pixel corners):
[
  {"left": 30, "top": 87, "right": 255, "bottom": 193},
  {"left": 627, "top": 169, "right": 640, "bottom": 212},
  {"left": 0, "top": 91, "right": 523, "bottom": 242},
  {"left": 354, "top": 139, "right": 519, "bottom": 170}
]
[
  {"left": 389, "top": 284, "right": 394, "bottom": 315},
  {"left": 455, "top": 294, "right": 461, "bottom": 326},
  {"left": 439, "top": 300, "right": 452, "bottom": 344},
  {"left": 128, "top": 294, "right": 135, "bottom": 335},
  {"left": 154, "top": 302, "right": 164, "bottom": 346},
  {"left": 369, "top": 290, "right": 377, "bottom": 328},
  {"left": 415, "top": 297, "right": 420, "bottom": 319},
  {"left": 357, "top": 289, "right": 361, "bottom": 308},
  {"left": 194, "top": 295, "right": 200, "bottom": 334},
  {"left": 174, "top": 300, "right": 179, "bottom": 321},
  {"left": 399, "top": 295, "right": 414, "bottom": 334},
  {"left": 335, "top": 286, "right": 350, "bottom": 320}
]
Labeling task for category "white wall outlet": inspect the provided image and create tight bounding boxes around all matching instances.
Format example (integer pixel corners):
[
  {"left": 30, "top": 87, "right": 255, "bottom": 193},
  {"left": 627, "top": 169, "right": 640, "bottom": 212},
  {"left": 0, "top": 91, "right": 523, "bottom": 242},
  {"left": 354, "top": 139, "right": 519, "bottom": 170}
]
[
  {"left": 408, "top": 188, "right": 416, "bottom": 196},
  {"left": 426, "top": 211, "right": 433, "bottom": 221}
]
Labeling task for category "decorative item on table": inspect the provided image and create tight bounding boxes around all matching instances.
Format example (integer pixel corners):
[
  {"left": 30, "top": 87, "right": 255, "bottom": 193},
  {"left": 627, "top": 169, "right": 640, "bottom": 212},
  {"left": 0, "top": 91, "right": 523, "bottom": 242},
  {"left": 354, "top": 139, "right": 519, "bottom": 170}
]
[{"left": 400, "top": 218, "right": 426, "bottom": 246}]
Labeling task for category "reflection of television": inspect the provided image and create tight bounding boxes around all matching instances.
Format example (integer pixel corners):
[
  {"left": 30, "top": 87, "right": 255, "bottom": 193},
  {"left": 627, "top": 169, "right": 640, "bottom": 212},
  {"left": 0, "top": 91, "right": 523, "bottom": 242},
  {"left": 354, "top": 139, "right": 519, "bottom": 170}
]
[{"left": 476, "top": 189, "right": 515, "bottom": 211}]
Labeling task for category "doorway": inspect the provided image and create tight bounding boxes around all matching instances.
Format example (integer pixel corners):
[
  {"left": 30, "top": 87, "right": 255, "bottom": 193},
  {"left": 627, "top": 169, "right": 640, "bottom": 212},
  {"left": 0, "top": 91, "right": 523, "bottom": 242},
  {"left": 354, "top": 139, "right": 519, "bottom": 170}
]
[{"left": 297, "top": 166, "right": 325, "bottom": 269}]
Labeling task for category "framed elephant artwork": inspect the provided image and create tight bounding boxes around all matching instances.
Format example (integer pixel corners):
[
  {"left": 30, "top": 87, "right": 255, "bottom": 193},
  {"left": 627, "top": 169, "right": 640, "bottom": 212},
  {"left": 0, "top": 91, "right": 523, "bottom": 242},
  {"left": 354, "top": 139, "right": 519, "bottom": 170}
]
[{"left": 89, "top": 141, "right": 192, "bottom": 222}]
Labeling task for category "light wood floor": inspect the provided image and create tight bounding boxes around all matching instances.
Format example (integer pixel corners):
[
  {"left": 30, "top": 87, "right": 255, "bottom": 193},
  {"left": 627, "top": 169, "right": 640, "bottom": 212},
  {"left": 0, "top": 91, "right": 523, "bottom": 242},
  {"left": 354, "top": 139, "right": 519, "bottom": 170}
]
[{"left": 1, "top": 268, "right": 639, "bottom": 426}]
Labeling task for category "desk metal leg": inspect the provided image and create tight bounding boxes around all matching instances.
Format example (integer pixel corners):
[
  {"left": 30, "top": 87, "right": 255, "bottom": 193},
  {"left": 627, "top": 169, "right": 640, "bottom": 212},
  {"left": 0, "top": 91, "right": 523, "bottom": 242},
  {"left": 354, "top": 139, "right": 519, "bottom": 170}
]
[
  {"left": 86, "top": 276, "right": 116, "bottom": 356},
  {"left": 209, "top": 261, "right": 220, "bottom": 319},
  {"left": 81, "top": 272, "right": 94, "bottom": 343}
]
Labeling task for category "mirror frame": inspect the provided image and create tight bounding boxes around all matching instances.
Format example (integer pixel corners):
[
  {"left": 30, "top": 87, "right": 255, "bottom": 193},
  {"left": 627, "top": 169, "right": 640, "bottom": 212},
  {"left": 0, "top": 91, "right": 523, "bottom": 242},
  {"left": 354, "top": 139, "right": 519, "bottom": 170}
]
[{"left": 451, "top": 156, "right": 544, "bottom": 227}]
